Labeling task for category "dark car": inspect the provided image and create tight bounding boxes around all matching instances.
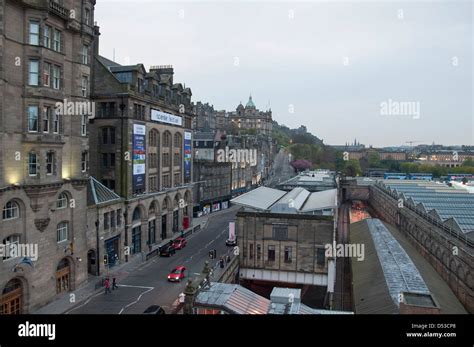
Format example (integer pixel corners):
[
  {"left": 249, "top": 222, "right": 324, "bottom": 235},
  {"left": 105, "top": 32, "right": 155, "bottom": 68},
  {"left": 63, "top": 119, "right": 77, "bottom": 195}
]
[
  {"left": 159, "top": 244, "right": 176, "bottom": 257},
  {"left": 172, "top": 237, "right": 187, "bottom": 250},
  {"left": 143, "top": 305, "right": 166, "bottom": 314}
]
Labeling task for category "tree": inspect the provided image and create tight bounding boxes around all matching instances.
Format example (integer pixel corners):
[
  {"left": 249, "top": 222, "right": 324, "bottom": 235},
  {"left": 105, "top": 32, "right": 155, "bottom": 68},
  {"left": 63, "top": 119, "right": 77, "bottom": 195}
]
[
  {"left": 290, "top": 159, "right": 312, "bottom": 172},
  {"left": 343, "top": 160, "right": 362, "bottom": 177}
]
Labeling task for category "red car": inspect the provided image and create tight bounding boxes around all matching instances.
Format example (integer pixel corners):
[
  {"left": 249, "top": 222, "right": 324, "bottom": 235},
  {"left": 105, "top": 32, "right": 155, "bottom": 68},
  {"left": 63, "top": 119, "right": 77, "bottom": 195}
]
[
  {"left": 167, "top": 266, "right": 186, "bottom": 282},
  {"left": 172, "top": 237, "right": 187, "bottom": 250}
]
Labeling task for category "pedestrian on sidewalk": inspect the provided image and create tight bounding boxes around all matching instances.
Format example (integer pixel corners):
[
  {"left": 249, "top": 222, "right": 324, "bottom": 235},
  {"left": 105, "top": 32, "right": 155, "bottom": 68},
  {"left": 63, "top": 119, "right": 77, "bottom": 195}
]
[
  {"left": 104, "top": 277, "right": 111, "bottom": 294},
  {"left": 219, "top": 257, "right": 224, "bottom": 269},
  {"left": 226, "top": 254, "right": 231, "bottom": 264},
  {"left": 112, "top": 277, "right": 118, "bottom": 290}
]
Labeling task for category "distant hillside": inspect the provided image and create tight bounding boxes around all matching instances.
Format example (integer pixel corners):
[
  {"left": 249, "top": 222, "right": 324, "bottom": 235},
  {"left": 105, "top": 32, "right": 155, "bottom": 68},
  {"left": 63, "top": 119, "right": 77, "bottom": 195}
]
[{"left": 272, "top": 121, "right": 337, "bottom": 170}]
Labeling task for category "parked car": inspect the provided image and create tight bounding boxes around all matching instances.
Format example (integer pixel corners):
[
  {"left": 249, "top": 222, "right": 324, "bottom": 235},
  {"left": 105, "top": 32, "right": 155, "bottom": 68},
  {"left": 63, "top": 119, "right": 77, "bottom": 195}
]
[
  {"left": 159, "top": 244, "right": 176, "bottom": 257},
  {"left": 226, "top": 238, "right": 237, "bottom": 247},
  {"left": 143, "top": 305, "right": 166, "bottom": 314},
  {"left": 167, "top": 266, "right": 186, "bottom": 282},
  {"left": 172, "top": 237, "right": 187, "bottom": 250}
]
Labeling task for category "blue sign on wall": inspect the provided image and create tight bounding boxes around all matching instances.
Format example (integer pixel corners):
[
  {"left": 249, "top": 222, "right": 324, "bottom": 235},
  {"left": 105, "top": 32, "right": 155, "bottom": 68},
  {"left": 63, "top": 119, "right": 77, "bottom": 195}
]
[
  {"left": 184, "top": 131, "right": 192, "bottom": 182},
  {"left": 133, "top": 124, "right": 146, "bottom": 190}
]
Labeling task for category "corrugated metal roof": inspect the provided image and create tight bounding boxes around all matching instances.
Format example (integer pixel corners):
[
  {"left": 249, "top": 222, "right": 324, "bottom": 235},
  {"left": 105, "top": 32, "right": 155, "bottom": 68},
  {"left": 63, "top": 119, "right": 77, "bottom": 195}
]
[
  {"left": 195, "top": 282, "right": 270, "bottom": 314},
  {"left": 231, "top": 187, "right": 337, "bottom": 214},
  {"left": 230, "top": 186, "right": 287, "bottom": 210},
  {"left": 367, "top": 219, "right": 429, "bottom": 305}
]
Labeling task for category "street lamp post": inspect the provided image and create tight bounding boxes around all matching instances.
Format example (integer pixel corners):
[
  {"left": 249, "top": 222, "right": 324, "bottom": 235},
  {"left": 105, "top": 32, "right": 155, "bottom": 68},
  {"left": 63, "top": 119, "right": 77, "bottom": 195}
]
[{"left": 123, "top": 209, "right": 129, "bottom": 263}]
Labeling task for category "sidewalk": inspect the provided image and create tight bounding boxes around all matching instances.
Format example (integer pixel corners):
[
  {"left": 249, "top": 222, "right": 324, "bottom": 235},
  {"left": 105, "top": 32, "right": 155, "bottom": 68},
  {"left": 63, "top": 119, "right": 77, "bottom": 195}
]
[{"left": 35, "top": 215, "right": 210, "bottom": 314}]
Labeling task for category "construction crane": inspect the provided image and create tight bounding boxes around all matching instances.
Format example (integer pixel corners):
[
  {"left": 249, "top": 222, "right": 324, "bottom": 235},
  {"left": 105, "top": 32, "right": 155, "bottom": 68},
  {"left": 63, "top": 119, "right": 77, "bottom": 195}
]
[{"left": 406, "top": 141, "right": 421, "bottom": 147}]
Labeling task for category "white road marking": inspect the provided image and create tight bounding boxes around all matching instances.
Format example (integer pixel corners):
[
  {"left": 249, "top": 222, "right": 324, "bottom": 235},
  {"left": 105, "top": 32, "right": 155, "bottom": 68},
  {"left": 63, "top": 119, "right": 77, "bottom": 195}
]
[
  {"left": 118, "top": 285, "right": 155, "bottom": 314},
  {"left": 65, "top": 291, "right": 103, "bottom": 314}
]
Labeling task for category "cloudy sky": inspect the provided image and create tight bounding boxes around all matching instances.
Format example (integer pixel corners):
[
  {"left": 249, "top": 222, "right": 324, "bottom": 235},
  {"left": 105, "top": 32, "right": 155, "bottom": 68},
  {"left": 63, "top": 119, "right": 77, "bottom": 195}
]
[{"left": 95, "top": 0, "right": 473, "bottom": 147}]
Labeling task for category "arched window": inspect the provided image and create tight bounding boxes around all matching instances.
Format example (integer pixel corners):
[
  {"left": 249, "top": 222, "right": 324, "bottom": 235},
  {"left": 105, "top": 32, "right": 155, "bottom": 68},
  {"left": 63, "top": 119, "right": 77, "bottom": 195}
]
[
  {"left": 56, "top": 193, "right": 68, "bottom": 209},
  {"left": 132, "top": 207, "right": 141, "bottom": 221},
  {"left": 56, "top": 222, "right": 69, "bottom": 243},
  {"left": 149, "top": 202, "right": 156, "bottom": 216},
  {"left": 163, "top": 131, "right": 171, "bottom": 148},
  {"left": 149, "top": 129, "right": 159, "bottom": 147},
  {"left": 174, "top": 133, "right": 182, "bottom": 148},
  {"left": 2, "top": 201, "right": 19, "bottom": 220},
  {"left": 2, "top": 279, "right": 23, "bottom": 314},
  {"left": 2, "top": 235, "right": 21, "bottom": 260}
]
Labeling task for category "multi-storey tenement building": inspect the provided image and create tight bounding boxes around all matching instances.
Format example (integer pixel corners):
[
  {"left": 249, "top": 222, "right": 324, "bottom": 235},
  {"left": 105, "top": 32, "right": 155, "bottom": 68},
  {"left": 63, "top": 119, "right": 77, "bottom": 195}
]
[
  {"left": 0, "top": 0, "right": 97, "bottom": 313},
  {"left": 192, "top": 130, "right": 231, "bottom": 216},
  {"left": 89, "top": 47, "right": 194, "bottom": 258},
  {"left": 228, "top": 96, "right": 273, "bottom": 136},
  {"left": 193, "top": 101, "right": 216, "bottom": 130}
]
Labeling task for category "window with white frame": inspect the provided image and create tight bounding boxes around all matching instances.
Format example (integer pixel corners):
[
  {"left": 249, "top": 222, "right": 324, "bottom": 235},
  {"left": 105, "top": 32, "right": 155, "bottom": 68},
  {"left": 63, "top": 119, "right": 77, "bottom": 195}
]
[
  {"left": 53, "top": 29, "right": 61, "bottom": 52},
  {"left": 81, "top": 75, "right": 88, "bottom": 97},
  {"left": 84, "top": 8, "right": 91, "bottom": 25},
  {"left": 28, "top": 60, "right": 39, "bottom": 86},
  {"left": 2, "top": 201, "right": 19, "bottom": 220},
  {"left": 28, "top": 106, "right": 39, "bottom": 132},
  {"left": 81, "top": 151, "right": 88, "bottom": 172},
  {"left": 44, "top": 25, "right": 52, "bottom": 48},
  {"left": 81, "top": 45, "right": 89, "bottom": 65},
  {"left": 28, "top": 152, "right": 38, "bottom": 176},
  {"left": 43, "top": 62, "right": 51, "bottom": 87},
  {"left": 52, "top": 65, "right": 61, "bottom": 89},
  {"left": 53, "top": 110, "right": 60, "bottom": 133},
  {"left": 56, "top": 222, "right": 68, "bottom": 243},
  {"left": 3, "top": 235, "right": 21, "bottom": 260},
  {"left": 56, "top": 193, "right": 68, "bottom": 209},
  {"left": 43, "top": 106, "right": 51, "bottom": 133},
  {"left": 46, "top": 151, "right": 55, "bottom": 175},
  {"left": 29, "top": 21, "right": 39, "bottom": 45},
  {"left": 81, "top": 114, "right": 87, "bottom": 136}
]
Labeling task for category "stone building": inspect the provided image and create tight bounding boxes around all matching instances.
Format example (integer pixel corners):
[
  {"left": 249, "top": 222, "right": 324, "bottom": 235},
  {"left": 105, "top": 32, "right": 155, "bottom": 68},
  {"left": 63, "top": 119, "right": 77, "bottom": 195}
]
[
  {"left": 193, "top": 101, "right": 216, "bottom": 130},
  {"left": 193, "top": 130, "right": 231, "bottom": 216},
  {"left": 231, "top": 186, "right": 338, "bottom": 308},
  {"left": 89, "top": 38, "right": 194, "bottom": 262},
  {"left": 0, "top": 0, "right": 97, "bottom": 313},
  {"left": 228, "top": 95, "right": 273, "bottom": 136}
]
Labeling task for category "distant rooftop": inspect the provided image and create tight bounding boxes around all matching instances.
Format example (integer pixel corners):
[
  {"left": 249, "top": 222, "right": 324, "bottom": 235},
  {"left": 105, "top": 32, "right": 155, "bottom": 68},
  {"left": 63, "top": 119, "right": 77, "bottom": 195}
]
[
  {"left": 230, "top": 186, "right": 337, "bottom": 215},
  {"left": 277, "top": 170, "right": 336, "bottom": 192},
  {"left": 194, "top": 283, "right": 352, "bottom": 315},
  {"left": 377, "top": 180, "right": 474, "bottom": 241}
]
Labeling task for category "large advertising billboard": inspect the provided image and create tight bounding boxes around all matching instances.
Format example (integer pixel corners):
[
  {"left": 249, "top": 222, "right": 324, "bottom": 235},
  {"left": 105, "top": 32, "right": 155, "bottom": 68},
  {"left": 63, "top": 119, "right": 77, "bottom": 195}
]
[
  {"left": 151, "top": 109, "right": 182, "bottom": 126},
  {"left": 184, "top": 131, "right": 192, "bottom": 181},
  {"left": 133, "top": 124, "right": 146, "bottom": 191}
]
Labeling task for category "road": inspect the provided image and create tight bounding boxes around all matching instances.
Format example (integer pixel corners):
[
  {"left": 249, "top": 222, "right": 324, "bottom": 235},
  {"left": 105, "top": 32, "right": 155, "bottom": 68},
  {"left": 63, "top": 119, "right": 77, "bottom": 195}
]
[
  {"left": 267, "top": 148, "right": 295, "bottom": 187},
  {"left": 67, "top": 207, "right": 239, "bottom": 314}
]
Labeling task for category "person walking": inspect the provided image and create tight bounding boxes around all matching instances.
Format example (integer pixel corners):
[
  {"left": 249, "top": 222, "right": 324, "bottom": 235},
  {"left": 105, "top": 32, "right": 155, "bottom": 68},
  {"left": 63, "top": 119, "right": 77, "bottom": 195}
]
[
  {"left": 112, "top": 277, "right": 118, "bottom": 290},
  {"left": 104, "top": 277, "right": 111, "bottom": 294},
  {"left": 219, "top": 257, "right": 224, "bottom": 269}
]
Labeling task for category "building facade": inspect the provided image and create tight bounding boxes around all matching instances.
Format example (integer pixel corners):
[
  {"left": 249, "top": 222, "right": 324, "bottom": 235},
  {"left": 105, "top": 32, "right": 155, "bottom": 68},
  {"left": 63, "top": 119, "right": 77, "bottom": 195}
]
[
  {"left": 0, "top": 0, "right": 97, "bottom": 313},
  {"left": 228, "top": 95, "right": 273, "bottom": 136},
  {"left": 89, "top": 53, "right": 194, "bottom": 259}
]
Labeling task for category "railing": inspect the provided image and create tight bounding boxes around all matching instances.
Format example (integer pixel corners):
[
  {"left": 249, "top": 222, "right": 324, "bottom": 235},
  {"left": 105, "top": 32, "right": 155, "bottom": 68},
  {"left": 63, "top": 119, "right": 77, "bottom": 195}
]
[{"left": 48, "top": 0, "right": 69, "bottom": 19}]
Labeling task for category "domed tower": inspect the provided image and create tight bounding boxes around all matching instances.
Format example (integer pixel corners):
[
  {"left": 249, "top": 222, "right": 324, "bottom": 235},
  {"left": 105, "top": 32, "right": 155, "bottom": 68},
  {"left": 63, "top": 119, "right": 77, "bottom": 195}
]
[{"left": 245, "top": 94, "right": 256, "bottom": 109}]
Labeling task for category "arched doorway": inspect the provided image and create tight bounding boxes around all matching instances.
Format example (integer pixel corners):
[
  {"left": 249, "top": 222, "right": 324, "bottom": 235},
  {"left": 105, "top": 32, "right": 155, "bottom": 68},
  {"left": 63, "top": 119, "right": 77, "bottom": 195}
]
[
  {"left": 56, "top": 258, "right": 71, "bottom": 294},
  {"left": 1, "top": 279, "right": 23, "bottom": 314},
  {"left": 87, "top": 249, "right": 96, "bottom": 275}
]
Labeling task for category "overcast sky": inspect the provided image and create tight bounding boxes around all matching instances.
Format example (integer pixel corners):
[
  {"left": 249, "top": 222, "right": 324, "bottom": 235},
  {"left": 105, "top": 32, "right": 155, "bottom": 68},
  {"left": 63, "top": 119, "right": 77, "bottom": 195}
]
[{"left": 95, "top": 0, "right": 473, "bottom": 147}]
